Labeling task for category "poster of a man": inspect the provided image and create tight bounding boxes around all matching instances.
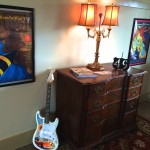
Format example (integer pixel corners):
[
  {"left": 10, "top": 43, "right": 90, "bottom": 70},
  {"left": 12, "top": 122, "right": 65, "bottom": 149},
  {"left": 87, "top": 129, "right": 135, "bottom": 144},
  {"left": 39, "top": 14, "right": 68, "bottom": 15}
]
[{"left": 0, "top": 5, "right": 34, "bottom": 87}]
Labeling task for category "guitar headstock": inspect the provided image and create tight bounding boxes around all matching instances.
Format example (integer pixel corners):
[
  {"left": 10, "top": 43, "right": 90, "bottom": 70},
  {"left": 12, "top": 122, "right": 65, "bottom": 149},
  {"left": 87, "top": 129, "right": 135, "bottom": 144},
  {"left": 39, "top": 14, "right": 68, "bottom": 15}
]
[{"left": 47, "top": 69, "right": 55, "bottom": 83}]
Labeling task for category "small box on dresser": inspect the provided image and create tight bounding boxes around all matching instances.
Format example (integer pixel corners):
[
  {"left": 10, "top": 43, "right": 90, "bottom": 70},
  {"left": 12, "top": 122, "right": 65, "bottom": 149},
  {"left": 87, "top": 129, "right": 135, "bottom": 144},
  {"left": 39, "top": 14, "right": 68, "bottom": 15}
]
[{"left": 56, "top": 64, "right": 145, "bottom": 150}]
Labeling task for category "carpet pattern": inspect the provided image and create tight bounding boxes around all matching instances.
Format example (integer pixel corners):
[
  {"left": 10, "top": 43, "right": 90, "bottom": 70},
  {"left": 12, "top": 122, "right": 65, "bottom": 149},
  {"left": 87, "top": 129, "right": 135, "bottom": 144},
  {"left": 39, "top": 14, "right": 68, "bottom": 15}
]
[{"left": 137, "top": 116, "right": 150, "bottom": 135}]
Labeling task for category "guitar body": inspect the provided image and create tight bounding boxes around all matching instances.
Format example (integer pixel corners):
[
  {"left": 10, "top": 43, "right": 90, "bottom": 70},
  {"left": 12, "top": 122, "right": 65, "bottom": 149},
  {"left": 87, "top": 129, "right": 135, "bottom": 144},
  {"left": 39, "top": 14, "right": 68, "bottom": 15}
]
[{"left": 32, "top": 111, "right": 59, "bottom": 150}]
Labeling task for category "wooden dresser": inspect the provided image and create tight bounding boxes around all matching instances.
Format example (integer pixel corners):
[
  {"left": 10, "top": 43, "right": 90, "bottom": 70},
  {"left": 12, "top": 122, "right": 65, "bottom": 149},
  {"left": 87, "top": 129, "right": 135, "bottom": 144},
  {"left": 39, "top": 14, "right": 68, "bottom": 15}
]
[{"left": 56, "top": 64, "right": 145, "bottom": 150}]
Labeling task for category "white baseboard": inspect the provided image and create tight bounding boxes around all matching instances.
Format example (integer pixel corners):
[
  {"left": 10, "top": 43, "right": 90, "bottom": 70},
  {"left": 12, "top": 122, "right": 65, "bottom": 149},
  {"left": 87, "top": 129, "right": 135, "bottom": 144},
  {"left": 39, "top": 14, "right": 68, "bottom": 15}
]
[{"left": 0, "top": 130, "right": 34, "bottom": 150}]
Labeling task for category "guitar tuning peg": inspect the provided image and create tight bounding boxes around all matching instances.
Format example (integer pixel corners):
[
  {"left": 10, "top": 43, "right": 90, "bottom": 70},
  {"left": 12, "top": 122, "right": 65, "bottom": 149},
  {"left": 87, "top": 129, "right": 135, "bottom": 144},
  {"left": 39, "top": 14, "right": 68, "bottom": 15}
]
[
  {"left": 121, "top": 52, "right": 124, "bottom": 58},
  {"left": 47, "top": 69, "right": 55, "bottom": 83}
]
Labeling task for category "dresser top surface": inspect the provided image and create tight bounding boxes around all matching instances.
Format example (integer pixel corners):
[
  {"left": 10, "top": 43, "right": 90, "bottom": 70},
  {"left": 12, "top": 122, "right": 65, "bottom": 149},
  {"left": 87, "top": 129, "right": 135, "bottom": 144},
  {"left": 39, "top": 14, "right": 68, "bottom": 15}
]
[{"left": 57, "top": 63, "right": 145, "bottom": 85}]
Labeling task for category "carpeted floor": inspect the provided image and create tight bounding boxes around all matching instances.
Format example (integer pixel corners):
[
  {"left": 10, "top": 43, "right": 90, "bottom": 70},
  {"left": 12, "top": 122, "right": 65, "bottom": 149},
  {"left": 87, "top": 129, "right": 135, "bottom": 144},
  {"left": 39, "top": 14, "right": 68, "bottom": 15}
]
[{"left": 18, "top": 116, "right": 150, "bottom": 150}]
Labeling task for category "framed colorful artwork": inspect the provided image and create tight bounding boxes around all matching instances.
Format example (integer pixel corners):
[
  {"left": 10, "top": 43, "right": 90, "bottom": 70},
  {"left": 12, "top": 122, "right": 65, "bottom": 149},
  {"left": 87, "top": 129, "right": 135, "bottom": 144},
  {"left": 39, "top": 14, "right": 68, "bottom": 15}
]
[
  {"left": 0, "top": 5, "right": 35, "bottom": 87},
  {"left": 128, "top": 18, "right": 150, "bottom": 66}
]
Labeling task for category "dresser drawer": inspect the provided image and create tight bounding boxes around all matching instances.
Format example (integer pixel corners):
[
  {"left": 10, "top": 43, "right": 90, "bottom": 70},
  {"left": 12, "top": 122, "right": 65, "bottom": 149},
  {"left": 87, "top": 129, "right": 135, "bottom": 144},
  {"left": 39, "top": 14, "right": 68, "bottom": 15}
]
[
  {"left": 102, "top": 101, "right": 121, "bottom": 118},
  {"left": 86, "top": 102, "right": 121, "bottom": 128},
  {"left": 88, "top": 97, "right": 104, "bottom": 113},
  {"left": 89, "top": 82, "right": 107, "bottom": 96},
  {"left": 129, "top": 76, "right": 143, "bottom": 87},
  {"left": 83, "top": 124, "right": 102, "bottom": 145},
  {"left": 125, "top": 98, "right": 139, "bottom": 112},
  {"left": 88, "top": 77, "right": 124, "bottom": 97},
  {"left": 122, "top": 110, "right": 137, "bottom": 127},
  {"left": 127, "top": 86, "right": 141, "bottom": 99},
  {"left": 108, "top": 77, "right": 124, "bottom": 91},
  {"left": 88, "top": 90, "right": 122, "bottom": 113},
  {"left": 102, "top": 115, "right": 119, "bottom": 135},
  {"left": 86, "top": 110, "right": 103, "bottom": 128}
]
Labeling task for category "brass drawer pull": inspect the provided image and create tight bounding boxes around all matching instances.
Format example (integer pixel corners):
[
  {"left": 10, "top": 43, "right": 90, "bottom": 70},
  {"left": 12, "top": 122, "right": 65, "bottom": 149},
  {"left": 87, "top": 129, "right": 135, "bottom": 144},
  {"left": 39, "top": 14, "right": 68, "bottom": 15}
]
[
  {"left": 93, "top": 101, "right": 101, "bottom": 108},
  {"left": 94, "top": 86, "right": 102, "bottom": 93},
  {"left": 131, "top": 90, "right": 137, "bottom": 96},
  {"left": 129, "top": 102, "right": 135, "bottom": 109},
  {"left": 92, "top": 115, "right": 101, "bottom": 122},
  {"left": 133, "top": 78, "right": 138, "bottom": 84},
  {"left": 86, "top": 135, "right": 94, "bottom": 140}
]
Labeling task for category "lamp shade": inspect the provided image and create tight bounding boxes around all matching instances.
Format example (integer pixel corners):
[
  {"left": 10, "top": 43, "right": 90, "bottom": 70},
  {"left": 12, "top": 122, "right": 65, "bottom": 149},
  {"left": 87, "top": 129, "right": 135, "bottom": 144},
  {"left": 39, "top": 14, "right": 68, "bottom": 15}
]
[
  {"left": 78, "top": 3, "right": 97, "bottom": 27},
  {"left": 102, "top": 4, "right": 120, "bottom": 26}
]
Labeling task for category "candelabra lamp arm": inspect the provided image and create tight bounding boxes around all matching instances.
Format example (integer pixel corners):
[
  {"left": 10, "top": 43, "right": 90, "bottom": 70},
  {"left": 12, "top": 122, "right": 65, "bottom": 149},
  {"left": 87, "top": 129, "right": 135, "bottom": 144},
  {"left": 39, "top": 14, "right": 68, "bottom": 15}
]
[
  {"left": 86, "top": 28, "right": 96, "bottom": 38},
  {"left": 101, "top": 27, "right": 111, "bottom": 38}
]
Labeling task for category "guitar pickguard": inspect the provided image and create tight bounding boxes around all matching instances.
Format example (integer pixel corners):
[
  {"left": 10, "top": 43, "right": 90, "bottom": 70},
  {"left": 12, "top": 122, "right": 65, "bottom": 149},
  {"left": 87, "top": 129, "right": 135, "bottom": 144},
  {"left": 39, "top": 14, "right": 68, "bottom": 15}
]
[{"left": 32, "top": 111, "right": 59, "bottom": 150}]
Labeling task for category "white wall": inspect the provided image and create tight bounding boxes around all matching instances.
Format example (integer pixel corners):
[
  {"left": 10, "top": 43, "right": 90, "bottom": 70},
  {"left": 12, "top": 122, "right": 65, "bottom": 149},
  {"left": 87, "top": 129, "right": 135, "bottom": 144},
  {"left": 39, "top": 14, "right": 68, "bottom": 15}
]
[{"left": 0, "top": 0, "right": 150, "bottom": 140}]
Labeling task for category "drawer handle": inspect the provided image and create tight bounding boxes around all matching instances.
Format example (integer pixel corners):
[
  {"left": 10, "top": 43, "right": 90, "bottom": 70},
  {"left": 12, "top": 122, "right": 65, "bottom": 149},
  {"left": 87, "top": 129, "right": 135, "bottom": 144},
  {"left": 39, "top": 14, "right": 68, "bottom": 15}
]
[
  {"left": 92, "top": 115, "right": 101, "bottom": 122},
  {"left": 129, "top": 102, "right": 135, "bottom": 109},
  {"left": 86, "top": 135, "right": 95, "bottom": 141},
  {"left": 93, "top": 101, "right": 102, "bottom": 108},
  {"left": 94, "top": 86, "right": 102, "bottom": 93},
  {"left": 131, "top": 90, "right": 137, "bottom": 96},
  {"left": 133, "top": 78, "right": 138, "bottom": 84}
]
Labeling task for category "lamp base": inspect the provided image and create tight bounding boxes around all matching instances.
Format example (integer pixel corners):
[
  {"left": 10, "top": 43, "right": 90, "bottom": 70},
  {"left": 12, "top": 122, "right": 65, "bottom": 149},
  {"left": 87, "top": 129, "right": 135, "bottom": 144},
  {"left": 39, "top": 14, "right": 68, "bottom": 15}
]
[{"left": 87, "top": 62, "right": 104, "bottom": 71}]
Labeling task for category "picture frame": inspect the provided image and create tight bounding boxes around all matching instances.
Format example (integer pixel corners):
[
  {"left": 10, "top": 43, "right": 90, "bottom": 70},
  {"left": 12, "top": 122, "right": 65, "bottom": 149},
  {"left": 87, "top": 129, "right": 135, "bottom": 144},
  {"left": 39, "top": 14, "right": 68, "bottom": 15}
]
[
  {"left": 0, "top": 4, "right": 35, "bottom": 87},
  {"left": 128, "top": 18, "right": 150, "bottom": 66}
]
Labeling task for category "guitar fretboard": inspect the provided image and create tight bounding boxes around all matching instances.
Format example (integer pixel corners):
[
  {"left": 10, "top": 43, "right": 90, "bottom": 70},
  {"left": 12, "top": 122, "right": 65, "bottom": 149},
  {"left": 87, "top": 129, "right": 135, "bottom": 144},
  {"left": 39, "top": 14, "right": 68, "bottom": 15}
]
[{"left": 44, "top": 83, "right": 51, "bottom": 124}]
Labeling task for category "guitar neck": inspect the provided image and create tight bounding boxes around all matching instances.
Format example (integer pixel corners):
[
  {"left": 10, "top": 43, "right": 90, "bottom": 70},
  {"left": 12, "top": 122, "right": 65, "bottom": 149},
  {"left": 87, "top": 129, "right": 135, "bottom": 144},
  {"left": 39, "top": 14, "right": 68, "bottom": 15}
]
[{"left": 44, "top": 83, "right": 51, "bottom": 124}]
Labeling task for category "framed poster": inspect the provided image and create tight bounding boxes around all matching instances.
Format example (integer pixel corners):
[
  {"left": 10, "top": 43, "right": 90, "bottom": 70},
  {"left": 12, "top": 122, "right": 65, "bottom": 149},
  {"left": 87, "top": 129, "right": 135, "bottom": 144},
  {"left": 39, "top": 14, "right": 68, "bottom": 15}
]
[
  {"left": 128, "top": 18, "right": 150, "bottom": 66},
  {"left": 0, "top": 5, "right": 35, "bottom": 87}
]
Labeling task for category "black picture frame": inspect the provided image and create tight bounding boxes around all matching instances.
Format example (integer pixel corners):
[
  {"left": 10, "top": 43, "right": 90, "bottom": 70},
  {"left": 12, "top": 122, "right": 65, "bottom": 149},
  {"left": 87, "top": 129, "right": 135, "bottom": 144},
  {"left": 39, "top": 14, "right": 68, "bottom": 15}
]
[
  {"left": 0, "top": 4, "right": 35, "bottom": 87},
  {"left": 128, "top": 18, "right": 150, "bottom": 66}
]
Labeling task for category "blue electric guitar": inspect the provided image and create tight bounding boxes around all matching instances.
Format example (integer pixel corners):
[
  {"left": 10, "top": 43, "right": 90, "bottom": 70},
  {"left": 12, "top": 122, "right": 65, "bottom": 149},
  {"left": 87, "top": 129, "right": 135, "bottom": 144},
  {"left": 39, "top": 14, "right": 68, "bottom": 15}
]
[{"left": 32, "top": 70, "right": 59, "bottom": 150}]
